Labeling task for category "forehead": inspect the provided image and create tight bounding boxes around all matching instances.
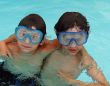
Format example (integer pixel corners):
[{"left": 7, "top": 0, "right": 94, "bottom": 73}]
[
  {"left": 21, "top": 26, "right": 37, "bottom": 31},
  {"left": 31, "top": 26, "right": 36, "bottom": 30},
  {"left": 66, "top": 26, "right": 81, "bottom": 32}
]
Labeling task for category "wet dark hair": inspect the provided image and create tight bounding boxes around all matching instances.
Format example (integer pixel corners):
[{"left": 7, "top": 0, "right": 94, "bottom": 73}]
[
  {"left": 18, "top": 14, "right": 46, "bottom": 40},
  {"left": 54, "top": 12, "right": 90, "bottom": 35}
]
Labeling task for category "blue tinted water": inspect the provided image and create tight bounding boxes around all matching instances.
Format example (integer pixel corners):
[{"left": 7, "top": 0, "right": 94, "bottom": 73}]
[{"left": 0, "top": 0, "right": 110, "bottom": 82}]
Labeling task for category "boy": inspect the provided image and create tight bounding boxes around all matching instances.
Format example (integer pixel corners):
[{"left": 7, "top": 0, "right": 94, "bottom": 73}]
[
  {"left": 41, "top": 12, "right": 109, "bottom": 86},
  {"left": 0, "top": 13, "right": 57, "bottom": 86}
]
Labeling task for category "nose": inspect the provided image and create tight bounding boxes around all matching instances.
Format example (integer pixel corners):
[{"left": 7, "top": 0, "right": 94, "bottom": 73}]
[
  {"left": 68, "top": 40, "right": 77, "bottom": 47},
  {"left": 24, "top": 38, "right": 30, "bottom": 44}
]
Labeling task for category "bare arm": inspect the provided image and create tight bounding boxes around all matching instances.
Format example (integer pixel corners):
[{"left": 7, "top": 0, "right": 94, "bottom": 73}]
[
  {"left": 58, "top": 68, "right": 109, "bottom": 86},
  {"left": 85, "top": 58, "right": 109, "bottom": 86},
  {"left": 58, "top": 47, "right": 109, "bottom": 86},
  {"left": 78, "top": 48, "right": 109, "bottom": 86},
  {"left": 0, "top": 34, "right": 16, "bottom": 57},
  {"left": 80, "top": 47, "right": 109, "bottom": 86},
  {"left": 3, "top": 34, "right": 16, "bottom": 43}
]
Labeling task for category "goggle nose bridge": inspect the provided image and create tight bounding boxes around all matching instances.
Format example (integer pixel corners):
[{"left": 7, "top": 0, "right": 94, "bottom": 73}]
[
  {"left": 68, "top": 38, "right": 77, "bottom": 47},
  {"left": 22, "top": 34, "right": 33, "bottom": 43}
]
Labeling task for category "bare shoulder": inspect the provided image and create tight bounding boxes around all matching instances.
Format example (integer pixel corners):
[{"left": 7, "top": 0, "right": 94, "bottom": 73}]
[
  {"left": 39, "top": 39, "right": 60, "bottom": 52},
  {"left": 7, "top": 42, "right": 20, "bottom": 55},
  {"left": 80, "top": 47, "right": 97, "bottom": 69}
]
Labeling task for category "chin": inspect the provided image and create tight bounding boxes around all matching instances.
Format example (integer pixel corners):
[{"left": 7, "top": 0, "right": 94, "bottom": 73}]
[
  {"left": 20, "top": 48, "right": 33, "bottom": 53},
  {"left": 21, "top": 49, "right": 32, "bottom": 53},
  {"left": 69, "top": 52, "right": 77, "bottom": 56},
  {"left": 18, "top": 45, "right": 33, "bottom": 53}
]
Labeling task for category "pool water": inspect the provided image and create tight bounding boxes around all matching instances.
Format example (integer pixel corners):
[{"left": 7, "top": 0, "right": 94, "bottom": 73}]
[{"left": 0, "top": 0, "right": 110, "bottom": 82}]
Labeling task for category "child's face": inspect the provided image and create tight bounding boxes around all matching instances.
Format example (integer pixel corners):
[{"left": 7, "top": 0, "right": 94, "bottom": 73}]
[
  {"left": 61, "top": 26, "right": 84, "bottom": 55},
  {"left": 17, "top": 40, "right": 39, "bottom": 53},
  {"left": 16, "top": 26, "right": 43, "bottom": 53}
]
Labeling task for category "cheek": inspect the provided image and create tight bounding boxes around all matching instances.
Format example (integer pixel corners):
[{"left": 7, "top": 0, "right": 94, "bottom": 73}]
[
  {"left": 61, "top": 45, "right": 68, "bottom": 49},
  {"left": 31, "top": 45, "right": 39, "bottom": 50},
  {"left": 17, "top": 41, "right": 22, "bottom": 46},
  {"left": 77, "top": 46, "right": 83, "bottom": 51}
]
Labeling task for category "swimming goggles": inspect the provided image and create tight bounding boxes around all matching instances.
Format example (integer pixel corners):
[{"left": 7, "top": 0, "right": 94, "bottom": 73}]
[
  {"left": 15, "top": 26, "right": 43, "bottom": 44},
  {"left": 57, "top": 31, "right": 88, "bottom": 46}
]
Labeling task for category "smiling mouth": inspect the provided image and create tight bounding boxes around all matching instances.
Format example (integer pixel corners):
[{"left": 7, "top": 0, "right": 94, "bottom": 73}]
[{"left": 21, "top": 44, "right": 32, "bottom": 48}]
